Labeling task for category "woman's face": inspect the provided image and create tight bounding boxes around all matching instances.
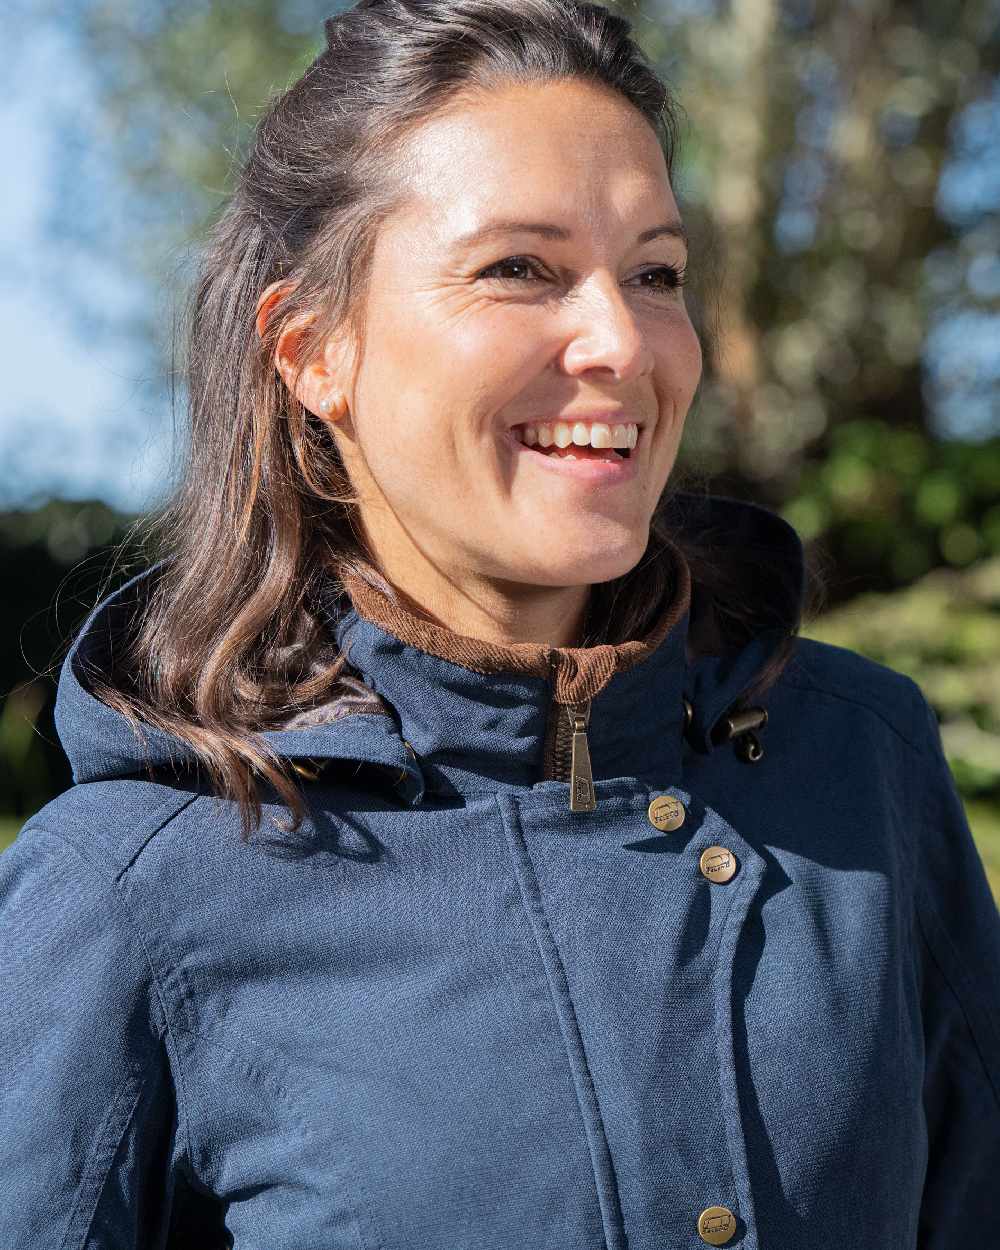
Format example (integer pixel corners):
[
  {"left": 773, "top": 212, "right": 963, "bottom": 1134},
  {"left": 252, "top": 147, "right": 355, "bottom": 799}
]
[{"left": 326, "top": 77, "right": 702, "bottom": 592}]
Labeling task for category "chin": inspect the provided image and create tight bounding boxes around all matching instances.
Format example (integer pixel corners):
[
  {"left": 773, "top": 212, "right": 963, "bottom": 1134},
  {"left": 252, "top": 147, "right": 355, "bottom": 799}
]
[{"left": 516, "top": 532, "right": 648, "bottom": 587}]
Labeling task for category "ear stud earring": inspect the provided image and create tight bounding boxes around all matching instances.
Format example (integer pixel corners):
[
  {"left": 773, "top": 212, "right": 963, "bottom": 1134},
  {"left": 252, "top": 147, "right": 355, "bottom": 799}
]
[{"left": 318, "top": 395, "right": 338, "bottom": 417}]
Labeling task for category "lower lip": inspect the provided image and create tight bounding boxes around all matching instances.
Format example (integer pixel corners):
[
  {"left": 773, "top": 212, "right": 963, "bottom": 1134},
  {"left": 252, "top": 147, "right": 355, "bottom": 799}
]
[{"left": 504, "top": 431, "right": 641, "bottom": 484}]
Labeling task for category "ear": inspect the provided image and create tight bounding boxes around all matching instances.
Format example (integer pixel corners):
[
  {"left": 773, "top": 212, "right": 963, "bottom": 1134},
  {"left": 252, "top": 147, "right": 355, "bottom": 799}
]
[{"left": 255, "top": 279, "right": 347, "bottom": 422}]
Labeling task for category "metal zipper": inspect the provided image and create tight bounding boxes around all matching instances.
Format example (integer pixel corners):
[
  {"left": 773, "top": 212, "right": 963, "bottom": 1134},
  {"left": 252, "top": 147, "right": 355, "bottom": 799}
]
[{"left": 550, "top": 697, "right": 596, "bottom": 811}]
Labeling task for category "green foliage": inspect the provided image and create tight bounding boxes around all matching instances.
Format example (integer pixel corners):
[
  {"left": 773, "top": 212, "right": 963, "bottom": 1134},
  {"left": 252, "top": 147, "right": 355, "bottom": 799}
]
[
  {"left": 781, "top": 422, "right": 1000, "bottom": 586},
  {"left": 0, "top": 818, "right": 19, "bottom": 856}
]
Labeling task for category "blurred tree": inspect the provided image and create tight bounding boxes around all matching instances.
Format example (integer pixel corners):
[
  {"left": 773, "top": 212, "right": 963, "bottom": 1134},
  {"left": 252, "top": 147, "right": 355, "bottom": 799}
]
[
  {"left": 649, "top": 0, "right": 1000, "bottom": 513},
  {"left": 0, "top": 501, "right": 145, "bottom": 821}
]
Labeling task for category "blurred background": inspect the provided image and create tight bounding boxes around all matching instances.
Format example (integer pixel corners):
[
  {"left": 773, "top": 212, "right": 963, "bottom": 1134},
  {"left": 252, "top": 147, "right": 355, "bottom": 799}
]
[{"left": 1, "top": 0, "right": 998, "bottom": 898}]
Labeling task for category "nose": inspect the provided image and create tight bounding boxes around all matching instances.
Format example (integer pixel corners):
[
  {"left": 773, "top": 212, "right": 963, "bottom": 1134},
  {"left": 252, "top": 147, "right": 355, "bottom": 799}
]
[{"left": 560, "top": 273, "right": 655, "bottom": 383}]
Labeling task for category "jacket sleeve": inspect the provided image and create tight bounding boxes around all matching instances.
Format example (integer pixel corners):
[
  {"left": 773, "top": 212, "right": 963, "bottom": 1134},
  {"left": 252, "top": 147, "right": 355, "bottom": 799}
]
[
  {"left": 911, "top": 690, "right": 1000, "bottom": 1247},
  {"left": 0, "top": 823, "right": 182, "bottom": 1248}
]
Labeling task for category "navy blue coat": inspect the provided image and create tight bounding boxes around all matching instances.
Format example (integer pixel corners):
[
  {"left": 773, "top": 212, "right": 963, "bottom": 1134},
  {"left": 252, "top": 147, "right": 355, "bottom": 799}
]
[{"left": 2, "top": 492, "right": 999, "bottom": 1249}]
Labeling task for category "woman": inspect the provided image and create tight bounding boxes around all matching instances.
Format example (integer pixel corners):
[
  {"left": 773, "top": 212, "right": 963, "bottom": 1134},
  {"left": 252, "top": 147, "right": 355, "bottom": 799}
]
[{"left": 2, "top": 0, "right": 997, "bottom": 1246}]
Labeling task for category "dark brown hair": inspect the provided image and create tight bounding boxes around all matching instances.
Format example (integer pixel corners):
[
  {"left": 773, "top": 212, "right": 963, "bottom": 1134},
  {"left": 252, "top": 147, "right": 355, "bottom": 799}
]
[{"left": 92, "top": 0, "right": 823, "bottom": 838}]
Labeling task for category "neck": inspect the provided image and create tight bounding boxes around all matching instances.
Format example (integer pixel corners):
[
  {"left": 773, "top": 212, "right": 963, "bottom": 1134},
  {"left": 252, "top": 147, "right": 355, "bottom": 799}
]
[
  {"left": 352, "top": 550, "right": 593, "bottom": 650},
  {"left": 347, "top": 530, "right": 605, "bottom": 650}
]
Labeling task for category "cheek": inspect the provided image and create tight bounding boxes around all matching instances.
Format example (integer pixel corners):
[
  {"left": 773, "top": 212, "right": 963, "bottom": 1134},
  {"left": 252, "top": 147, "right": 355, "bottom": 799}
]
[
  {"left": 357, "top": 407, "right": 468, "bottom": 519},
  {"left": 364, "top": 417, "right": 438, "bottom": 483},
  {"left": 658, "top": 315, "right": 703, "bottom": 389},
  {"left": 374, "top": 284, "right": 518, "bottom": 381}
]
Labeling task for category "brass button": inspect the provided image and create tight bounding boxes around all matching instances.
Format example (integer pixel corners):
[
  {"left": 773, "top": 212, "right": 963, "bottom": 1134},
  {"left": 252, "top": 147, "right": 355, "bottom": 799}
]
[
  {"left": 647, "top": 794, "right": 686, "bottom": 832},
  {"left": 699, "top": 846, "right": 737, "bottom": 883},
  {"left": 697, "top": 1204, "right": 737, "bottom": 1245}
]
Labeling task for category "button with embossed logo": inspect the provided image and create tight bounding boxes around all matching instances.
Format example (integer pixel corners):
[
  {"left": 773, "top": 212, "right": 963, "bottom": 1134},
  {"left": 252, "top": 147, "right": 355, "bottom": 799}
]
[
  {"left": 647, "top": 794, "right": 686, "bottom": 832},
  {"left": 697, "top": 1204, "right": 736, "bottom": 1245},
  {"left": 698, "top": 845, "right": 737, "bottom": 883}
]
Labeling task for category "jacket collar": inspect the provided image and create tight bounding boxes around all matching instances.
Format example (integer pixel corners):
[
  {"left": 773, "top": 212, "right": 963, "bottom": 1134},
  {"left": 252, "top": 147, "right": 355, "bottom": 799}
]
[
  {"left": 311, "top": 490, "right": 805, "bottom": 800},
  {"left": 54, "top": 491, "right": 805, "bottom": 805},
  {"left": 316, "top": 537, "right": 692, "bottom": 800}
]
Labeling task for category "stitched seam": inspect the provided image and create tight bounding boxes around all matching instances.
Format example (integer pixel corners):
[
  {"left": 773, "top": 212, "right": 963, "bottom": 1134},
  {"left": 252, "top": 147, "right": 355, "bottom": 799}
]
[
  {"left": 782, "top": 669, "right": 927, "bottom": 753},
  {"left": 116, "top": 791, "right": 201, "bottom": 879},
  {"left": 167, "top": 1024, "right": 305, "bottom": 1124},
  {"left": 16, "top": 789, "right": 198, "bottom": 883},
  {"left": 162, "top": 1022, "right": 375, "bottom": 1247},
  {"left": 496, "top": 793, "right": 625, "bottom": 1250},
  {"left": 65, "top": 1075, "right": 146, "bottom": 1250},
  {"left": 915, "top": 886, "right": 1000, "bottom": 1111}
]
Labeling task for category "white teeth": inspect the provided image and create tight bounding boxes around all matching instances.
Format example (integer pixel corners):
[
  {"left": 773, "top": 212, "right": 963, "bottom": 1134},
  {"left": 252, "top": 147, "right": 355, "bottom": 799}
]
[{"left": 513, "top": 420, "right": 639, "bottom": 449}]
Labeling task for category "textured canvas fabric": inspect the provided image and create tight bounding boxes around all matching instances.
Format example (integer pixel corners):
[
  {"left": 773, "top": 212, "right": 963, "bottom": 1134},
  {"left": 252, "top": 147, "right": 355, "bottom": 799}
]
[{"left": 1, "top": 491, "right": 998, "bottom": 1249}]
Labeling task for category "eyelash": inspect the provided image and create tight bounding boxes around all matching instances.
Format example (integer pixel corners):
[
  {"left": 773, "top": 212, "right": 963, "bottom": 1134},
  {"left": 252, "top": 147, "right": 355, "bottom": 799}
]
[{"left": 477, "top": 255, "right": 688, "bottom": 292}]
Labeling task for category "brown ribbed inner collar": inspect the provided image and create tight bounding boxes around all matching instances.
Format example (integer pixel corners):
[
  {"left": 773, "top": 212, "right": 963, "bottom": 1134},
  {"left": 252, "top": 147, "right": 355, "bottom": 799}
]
[{"left": 337, "top": 540, "right": 691, "bottom": 705}]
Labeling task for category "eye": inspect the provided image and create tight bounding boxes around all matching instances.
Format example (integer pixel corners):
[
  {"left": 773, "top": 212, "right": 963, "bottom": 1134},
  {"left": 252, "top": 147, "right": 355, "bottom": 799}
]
[
  {"left": 635, "top": 263, "right": 688, "bottom": 292},
  {"left": 477, "top": 256, "right": 688, "bottom": 293},
  {"left": 477, "top": 255, "right": 546, "bottom": 284}
]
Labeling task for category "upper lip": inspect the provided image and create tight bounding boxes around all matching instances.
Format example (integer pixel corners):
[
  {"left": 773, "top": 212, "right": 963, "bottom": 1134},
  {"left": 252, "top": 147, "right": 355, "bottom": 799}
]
[{"left": 508, "top": 411, "right": 644, "bottom": 429}]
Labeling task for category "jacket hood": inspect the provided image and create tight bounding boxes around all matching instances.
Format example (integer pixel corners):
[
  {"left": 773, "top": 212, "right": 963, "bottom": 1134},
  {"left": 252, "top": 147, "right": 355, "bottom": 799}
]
[{"left": 54, "top": 491, "right": 805, "bottom": 802}]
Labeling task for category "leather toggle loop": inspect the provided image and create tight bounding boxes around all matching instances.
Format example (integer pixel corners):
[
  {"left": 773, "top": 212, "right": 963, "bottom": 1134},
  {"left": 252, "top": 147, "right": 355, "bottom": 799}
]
[
  {"left": 712, "top": 705, "right": 768, "bottom": 764},
  {"left": 721, "top": 707, "right": 768, "bottom": 738}
]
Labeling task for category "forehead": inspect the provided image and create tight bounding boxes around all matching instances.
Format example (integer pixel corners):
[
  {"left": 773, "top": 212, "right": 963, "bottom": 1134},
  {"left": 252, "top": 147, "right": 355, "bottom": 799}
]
[{"left": 384, "top": 79, "right": 677, "bottom": 254}]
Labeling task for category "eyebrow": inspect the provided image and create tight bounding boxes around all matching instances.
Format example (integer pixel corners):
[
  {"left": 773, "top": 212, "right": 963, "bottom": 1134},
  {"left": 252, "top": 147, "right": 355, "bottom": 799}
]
[{"left": 450, "top": 218, "right": 689, "bottom": 253}]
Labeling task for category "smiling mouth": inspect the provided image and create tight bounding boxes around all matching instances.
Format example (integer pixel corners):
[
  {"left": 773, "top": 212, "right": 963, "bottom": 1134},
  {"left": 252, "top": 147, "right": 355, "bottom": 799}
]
[
  {"left": 508, "top": 420, "right": 639, "bottom": 461},
  {"left": 503, "top": 425, "right": 641, "bottom": 483}
]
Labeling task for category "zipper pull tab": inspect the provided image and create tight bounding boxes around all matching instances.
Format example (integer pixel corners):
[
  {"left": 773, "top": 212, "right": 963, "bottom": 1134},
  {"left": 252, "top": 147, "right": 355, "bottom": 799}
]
[{"left": 568, "top": 700, "right": 596, "bottom": 812}]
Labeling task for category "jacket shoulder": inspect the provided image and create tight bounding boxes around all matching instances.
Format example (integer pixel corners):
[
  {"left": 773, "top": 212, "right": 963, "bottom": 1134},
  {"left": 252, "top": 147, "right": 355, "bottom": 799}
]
[
  {"left": 20, "top": 778, "right": 200, "bottom": 880},
  {"left": 783, "top": 635, "right": 930, "bottom": 755}
]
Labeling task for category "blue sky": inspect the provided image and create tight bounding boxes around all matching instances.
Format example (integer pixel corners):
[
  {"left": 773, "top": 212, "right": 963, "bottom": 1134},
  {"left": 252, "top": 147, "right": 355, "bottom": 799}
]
[{"left": 0, "top": 20, "right": 171, "bottom": 512}]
